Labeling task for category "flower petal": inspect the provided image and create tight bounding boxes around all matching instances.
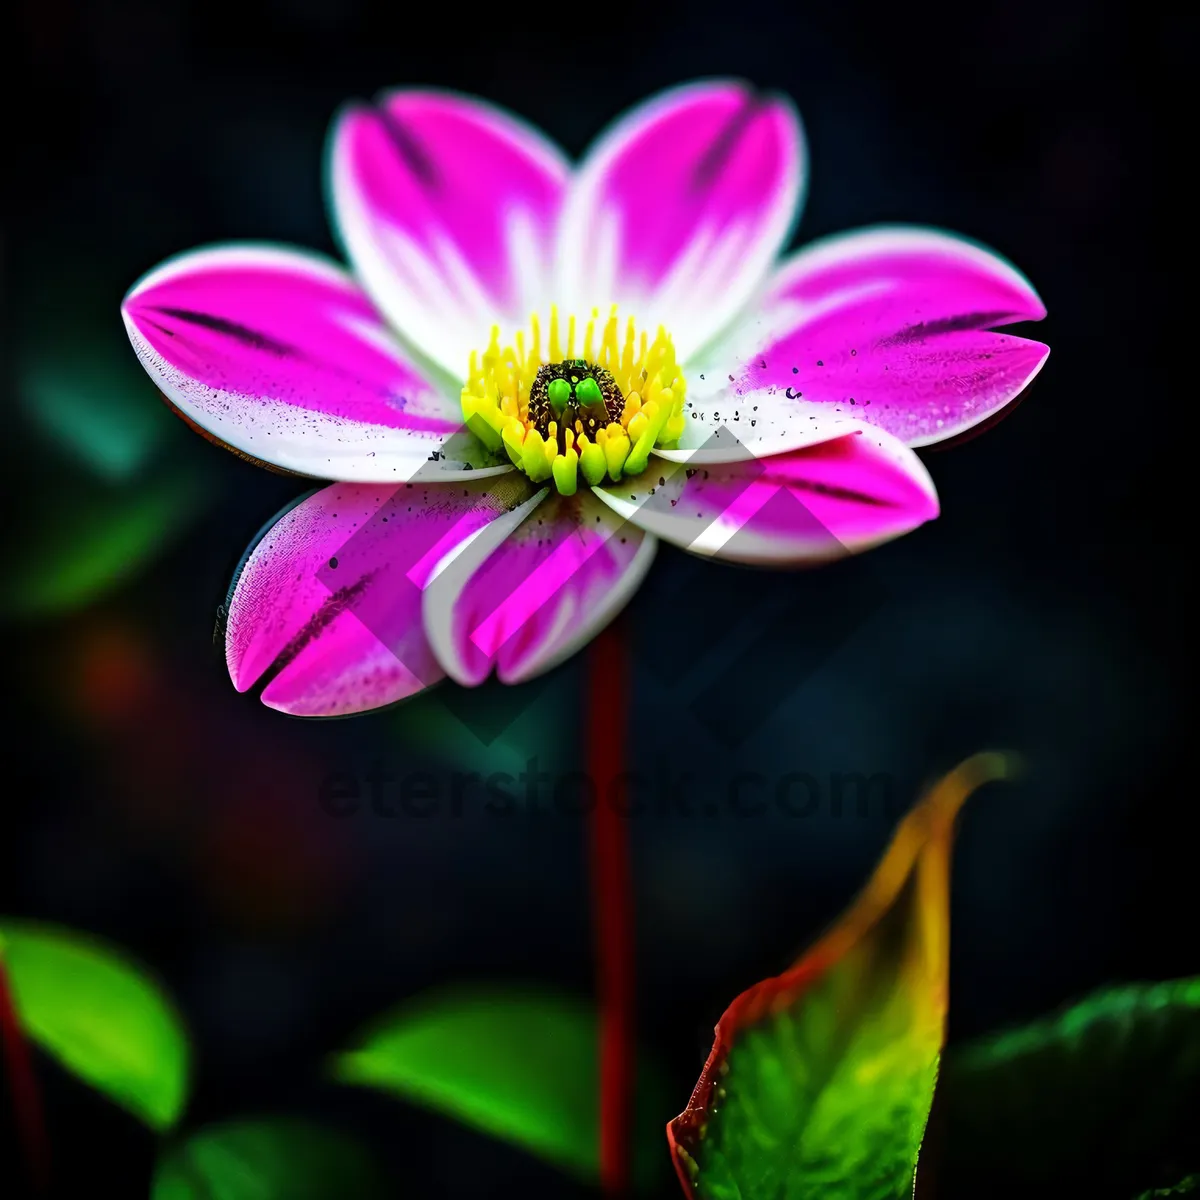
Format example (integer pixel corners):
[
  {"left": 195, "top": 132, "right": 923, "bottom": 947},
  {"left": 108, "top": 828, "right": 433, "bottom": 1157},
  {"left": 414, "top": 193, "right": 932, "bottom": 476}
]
[
  {"left": 329, "top": 89, "right": 570, "bottom": 378},
  {"left": 654, "top": 399, "right": 864, "bottom": 464},
  {"left": 226, "top": 474, "right": 535, "bottom": 716},
  {"left": 423, "top": 489, "right": 656, "bottom": 686},
  {"left": 122, "top": 244, "right": 503, "bottom": 481},
  {"left": 690, "top": 226, "right": 1048, "bottom": 447},
  {"left": 558, "top": 80, "right": 805, "bottom": 361},
  {"left": 593, "top": 426, "right": 938, "bottom": 565}
]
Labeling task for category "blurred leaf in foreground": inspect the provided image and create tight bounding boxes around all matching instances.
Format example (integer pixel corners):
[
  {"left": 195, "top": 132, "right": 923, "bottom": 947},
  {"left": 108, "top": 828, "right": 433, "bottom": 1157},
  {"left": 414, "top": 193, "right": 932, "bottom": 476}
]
[
  {"left": 0, "top": 920, "right": 190, "bottom": 1131},
  {"left": 667, "top": 753, "right": 1013, "bottom": 1199},
  {"left": 331, "top": 985, "right": 669, "bottom": 1191},
  {"left": 152, "top": 1117, "right": 386, "bottom": 1199},
  {"left": 943, "top": 977, "right": 1200, "bottom": 1197}
]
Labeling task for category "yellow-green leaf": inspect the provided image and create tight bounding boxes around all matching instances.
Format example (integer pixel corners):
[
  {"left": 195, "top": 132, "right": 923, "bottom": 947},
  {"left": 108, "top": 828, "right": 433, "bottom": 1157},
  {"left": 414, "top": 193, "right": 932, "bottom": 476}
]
[
  {"left": 0, "top": 920, "right": 190, "bottom": 1131},
  {"left": 668, "top": 754, "right": 1013, "bottom": 1199}
]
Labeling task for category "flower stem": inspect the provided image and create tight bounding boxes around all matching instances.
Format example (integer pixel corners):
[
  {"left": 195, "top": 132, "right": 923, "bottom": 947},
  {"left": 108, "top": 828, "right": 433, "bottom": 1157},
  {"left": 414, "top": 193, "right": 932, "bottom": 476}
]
[
  {"left": 0, "top": 958, "right": 49, "bottom": 1193},
  {"left": 586, "top": 618, "right": 635, "bottom": 1196}
]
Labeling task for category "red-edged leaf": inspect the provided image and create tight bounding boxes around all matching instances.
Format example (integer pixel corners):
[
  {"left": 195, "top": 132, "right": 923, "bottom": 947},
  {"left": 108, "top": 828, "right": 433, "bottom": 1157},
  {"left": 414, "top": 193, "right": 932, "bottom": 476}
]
[{"left": 668, "top": 753, "right": 1013, "bottom": 1199}]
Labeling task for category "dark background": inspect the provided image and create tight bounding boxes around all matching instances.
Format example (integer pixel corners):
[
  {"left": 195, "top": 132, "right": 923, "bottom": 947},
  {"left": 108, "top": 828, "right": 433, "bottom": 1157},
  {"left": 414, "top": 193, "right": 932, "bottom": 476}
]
[{"left": 4, "top": 0, "right": 1181, "bottom": 1196}]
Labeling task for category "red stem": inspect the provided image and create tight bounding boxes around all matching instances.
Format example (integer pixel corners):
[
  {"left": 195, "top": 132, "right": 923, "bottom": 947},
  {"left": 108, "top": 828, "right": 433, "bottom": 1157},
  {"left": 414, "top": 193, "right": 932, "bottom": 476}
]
[
  {"left": 0, "top": 959, "right": 49, "bottom": 1193},
  {"left": 587, "top": 619, "right": 635, "bottom": 1197}
]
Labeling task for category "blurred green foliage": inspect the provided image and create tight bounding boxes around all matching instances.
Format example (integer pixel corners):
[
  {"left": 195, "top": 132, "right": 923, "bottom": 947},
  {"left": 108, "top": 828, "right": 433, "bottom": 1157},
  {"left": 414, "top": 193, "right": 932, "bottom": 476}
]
[
  {"left": 1134, "top": 1176, "right": 1200, "bottom": 1198},
  {"left": 20, "top": 335, "right": 174, "bottom": 482},
  {"left": 2, "top": 471, "right": 205, "bottom": 618},
  {"left": 152, "top": 1117, "right": 386, "bottom": 1199},
  {"left": 9, "top": 280, "right": 211, "bottom": 620},
  {"left": 332, "top": 984, "right": 670, "bottom": 1191},
  {"left": 944, "top": 978, "right": 1200, "bottom": 1196},
  {"left": 0, "top": 920, "right": 191, "bottom": 1131}
]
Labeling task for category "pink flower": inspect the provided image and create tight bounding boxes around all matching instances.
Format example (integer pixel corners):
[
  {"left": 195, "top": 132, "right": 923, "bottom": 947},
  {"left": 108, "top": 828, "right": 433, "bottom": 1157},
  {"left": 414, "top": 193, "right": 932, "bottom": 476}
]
[{"left": 122, "top": 81, "right": 1048, "bottom": 717}]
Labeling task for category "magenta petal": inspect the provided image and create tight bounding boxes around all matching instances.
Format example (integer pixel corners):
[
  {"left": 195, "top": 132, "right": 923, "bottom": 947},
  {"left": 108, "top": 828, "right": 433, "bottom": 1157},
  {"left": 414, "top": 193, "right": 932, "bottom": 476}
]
[
  {"left": 559, "top": 80, "right": 805, "bottom": 361},
  {"left": 122, "top": 244, "right": 499, "bottom": 480},
  {"left": 593, "top": 427, "right": 938, "bottom": 565},
  {"left": 705, "top": 226, "right": 1048, "bottom": 447},
  {"left": 227, "top": 475, "right": 536, "bottom": 716},
  {"left": 423, "top": 490, "right": 656, "bottom": 685},
  {"left": 329, "top": 89, "right": 569, "bottom": 377}
]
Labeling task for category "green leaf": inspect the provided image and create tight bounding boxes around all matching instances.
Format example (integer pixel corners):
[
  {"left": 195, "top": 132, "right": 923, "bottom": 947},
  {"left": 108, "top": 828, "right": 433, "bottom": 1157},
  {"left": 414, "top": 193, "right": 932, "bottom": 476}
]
[
  {"left": 1, "top": 471, "right": 204, "bottom": 618},
  {"left": 942, "top": 977, "right": 1200, "bottom": 1197},
  {"left": 0, "top": 920, "right": 190, "bottom": 1131},
  {"left": 331, "top": 985, "right": 669, "bottom": 1190},
  {"left": 152, "top": 1118, "right": 387, "bottom": 1199},
  {"left": 668, "top": 754, "right": 1014, "bottom": 1200}
]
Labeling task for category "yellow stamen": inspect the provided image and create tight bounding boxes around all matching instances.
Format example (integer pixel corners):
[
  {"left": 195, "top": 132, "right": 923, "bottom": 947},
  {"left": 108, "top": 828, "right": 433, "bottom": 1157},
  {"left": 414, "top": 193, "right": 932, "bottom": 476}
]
[
  {"left": 460, "top": 305, "right": 687, "bottom": 494},
  {"left": 580, "top": 440, "right": 607, "bottom": 486},
  {"left": 552, "top": 449, "right": 579, "bottom": 495}
]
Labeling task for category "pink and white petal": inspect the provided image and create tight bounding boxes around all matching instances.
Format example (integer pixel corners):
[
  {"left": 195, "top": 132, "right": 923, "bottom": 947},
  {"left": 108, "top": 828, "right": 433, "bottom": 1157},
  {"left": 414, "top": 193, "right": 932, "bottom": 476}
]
[
  {"left": 226, "top": 473, "right": 536, "bottom": 716},
  {"left": 689, "top": 226, "right": 1048, "bottom": 447},
  {"left": 329, "top": 89, "right": 569, "bottom": 378},
  {"left": 423, "top": 488, "right": 656, "bottom": 686},
  {"left": 593, "top": 425, "right": 938, "bottom": 565},
  {"left": 122, "top": 244, "right": 504, "bottom": 481},
  {"left": 654, "top": 394, "right": 865, "bottom": 464},
  {"left": 557, "top": 80, "right": 805, "bottom": 362}
]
